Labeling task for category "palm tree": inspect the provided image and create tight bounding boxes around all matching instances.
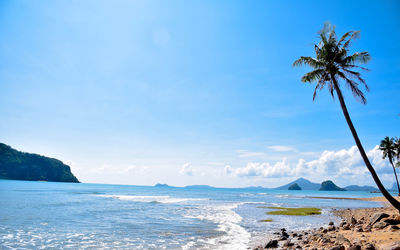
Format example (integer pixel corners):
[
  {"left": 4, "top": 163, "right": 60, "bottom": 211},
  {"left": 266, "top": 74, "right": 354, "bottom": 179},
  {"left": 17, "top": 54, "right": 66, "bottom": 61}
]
[
  {"left": 380, "top": 137, "right": 400, "bottom": 196},
  {"left": 293, "top": 23, "right": 400, "bottom": 211},
  {"left": 395, "top": 137, "right": 400, "bottom": 168}
]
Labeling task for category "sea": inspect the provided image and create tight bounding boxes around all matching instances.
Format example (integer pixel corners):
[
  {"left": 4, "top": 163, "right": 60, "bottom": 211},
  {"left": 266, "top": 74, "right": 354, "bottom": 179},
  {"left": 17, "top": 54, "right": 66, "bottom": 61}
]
[{"left": 0, "top": 180, "right": 384, "bottom": 249}]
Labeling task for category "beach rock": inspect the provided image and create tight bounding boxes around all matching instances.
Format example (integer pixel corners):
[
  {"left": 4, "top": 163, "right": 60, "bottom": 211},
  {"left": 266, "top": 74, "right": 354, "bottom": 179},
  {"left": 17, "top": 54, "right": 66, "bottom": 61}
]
[
  {"left": 283, "top": 240, "right": 294, "bottom": 247},
  {"left": 342, "top": 224, "right": 351, "bottom": 230},
  {"left": 330, "top": 246, "right": 344, "bottom": 250},
  {"left": 328, "top": 225, "right": 336, "bottom": 231},
  {"left": 351, "top": 216, "right": 357, "bottom": 225},
  {"left": 279, "top": 236, "right": 287, "bottom": 241},
  {"left": 339, "top": 221, "right": 346, "bottom": 227},
  {"left": 322, "top": 228, "right": 328, "bottom": 233},
  {"left": 373, "top": 221, "right": 388, "bottom": 229},
  {"left": 387, "top": 225, "right": 399, "bottom": 232},
  {"left": 335, "top": 234, "right": 349, "bottom": 245},
  {"left": 369, "top": 212, "right": 389, "bottom": 225},
  {"left": 329, "top": 221, "right": 334, "bottom": 226},
  {"left": 364, "top": 243, "right": 376, "bottom": 250},
  {"left": 265, "top": 239, "right": 278, "bottom": 248},
  {"left": 320, "top": 237, "right": 331, "bottom": 244},
  {"left": 380, "top": 242, "right": 400, "bottom": 250},
  {"left": 348, "top": 245, "right": 361, "bottom": 250},
  {"left": 383, "top": 218, "right": 400, "bottom": 225}
]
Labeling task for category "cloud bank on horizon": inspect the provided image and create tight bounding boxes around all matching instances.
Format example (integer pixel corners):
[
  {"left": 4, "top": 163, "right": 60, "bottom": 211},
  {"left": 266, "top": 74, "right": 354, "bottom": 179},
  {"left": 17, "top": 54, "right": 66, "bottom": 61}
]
[
  {"left": 176, "top": 144, "right": 395, "bottom": 188},
  {"left": 71, "top": 144, "right": 396, "bottom": 189}
]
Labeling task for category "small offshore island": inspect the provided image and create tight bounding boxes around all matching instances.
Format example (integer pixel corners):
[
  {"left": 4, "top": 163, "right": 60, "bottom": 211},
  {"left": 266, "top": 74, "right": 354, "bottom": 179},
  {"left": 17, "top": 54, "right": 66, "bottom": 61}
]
[{"left": 0, "top": 143, "right": 79, "bottom": 183}]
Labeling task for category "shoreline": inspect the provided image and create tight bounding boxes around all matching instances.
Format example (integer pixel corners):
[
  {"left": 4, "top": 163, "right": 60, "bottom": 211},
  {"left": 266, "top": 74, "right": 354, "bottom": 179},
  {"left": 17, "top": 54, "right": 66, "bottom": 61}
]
[{"left": 253, "top": 196, "right": 400, "bottom": 249}]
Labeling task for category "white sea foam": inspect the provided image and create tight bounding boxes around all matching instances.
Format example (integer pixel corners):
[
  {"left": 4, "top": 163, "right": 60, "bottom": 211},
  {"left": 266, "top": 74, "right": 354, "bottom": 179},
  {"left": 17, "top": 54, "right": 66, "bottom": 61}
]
[
  {"left": 183, "top": 202, "right": 251, "bottom": 250},
  {"left": 95, "top": 194, "right": 208, "bottom": 204}
]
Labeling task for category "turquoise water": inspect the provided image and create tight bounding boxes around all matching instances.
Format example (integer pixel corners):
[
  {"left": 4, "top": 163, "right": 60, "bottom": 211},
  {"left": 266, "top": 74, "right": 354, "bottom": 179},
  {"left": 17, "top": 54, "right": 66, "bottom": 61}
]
[{"left": 0, "top": 180, "right": 382, "bottom": 249}]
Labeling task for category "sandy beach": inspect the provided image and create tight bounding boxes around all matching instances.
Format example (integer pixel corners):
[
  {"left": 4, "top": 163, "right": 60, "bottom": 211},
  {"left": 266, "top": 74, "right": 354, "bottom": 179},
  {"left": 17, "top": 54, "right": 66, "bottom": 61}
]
[{"left": 254, "top": 196, "right": 400, "bottom": 250}]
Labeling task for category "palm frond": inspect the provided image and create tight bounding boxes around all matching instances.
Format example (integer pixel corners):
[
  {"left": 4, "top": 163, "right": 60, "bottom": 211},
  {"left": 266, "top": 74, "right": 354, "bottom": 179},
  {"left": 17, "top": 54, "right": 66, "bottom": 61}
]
[
  {"left": 344, "top": 52, "right": 371, "bottom": 65},
  {"left": 312, "top": 73, "right": 330, "bottom": 101},
  {"left": 337, "top": 31, "right": 352, "bottom": 47},
  {"left": 293, "top": 57, "right": 323, "bottom": 68},
  {"left": 342, "top": 69, "right": 370, "bottom": 91},
  {"left": 301, "top": 69, "right": 325, "bottom": 83},
  {"left": 342, "top": 30, "right": 360, "bottom": 50},
  {"left": 338, "top": 71, "right": 366, "bottom": 104}
]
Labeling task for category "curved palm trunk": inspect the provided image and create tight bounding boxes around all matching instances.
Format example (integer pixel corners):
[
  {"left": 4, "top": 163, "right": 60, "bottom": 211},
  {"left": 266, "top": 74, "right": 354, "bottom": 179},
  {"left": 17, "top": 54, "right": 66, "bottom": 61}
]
[
  {"left": 332, "top": 78, "right": 400, "bottom": 212},
  {"left": 388, "top": 156, "right": 400, "bottom": 196}
]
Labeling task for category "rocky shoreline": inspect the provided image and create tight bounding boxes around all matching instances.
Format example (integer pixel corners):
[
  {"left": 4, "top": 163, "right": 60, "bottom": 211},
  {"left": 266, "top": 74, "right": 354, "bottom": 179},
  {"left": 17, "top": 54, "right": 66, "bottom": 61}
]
[{"left": 254, "top": 198, "right": 400, "bottom": 250}]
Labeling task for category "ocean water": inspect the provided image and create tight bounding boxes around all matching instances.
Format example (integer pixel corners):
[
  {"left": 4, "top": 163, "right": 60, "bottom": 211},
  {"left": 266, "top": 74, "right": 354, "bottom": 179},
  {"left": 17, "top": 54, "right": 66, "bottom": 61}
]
[{"left": 0, "top": 180, "right": 382, "bottom": 249}]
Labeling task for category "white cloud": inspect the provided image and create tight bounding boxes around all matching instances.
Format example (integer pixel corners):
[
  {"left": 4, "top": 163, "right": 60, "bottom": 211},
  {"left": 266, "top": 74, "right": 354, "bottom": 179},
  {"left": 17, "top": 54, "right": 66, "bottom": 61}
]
[
  {"left": 268, "top": 145, "right": 297, "bottom": 152},
  {"left": 233, "top": 159, "right": 294, "bottom": 178},
  {"left": 225, "top": 145, "right": 394, "bottom": 186},
  {"left": 179, "top": 162, "right": 193, "bottom": 176}
]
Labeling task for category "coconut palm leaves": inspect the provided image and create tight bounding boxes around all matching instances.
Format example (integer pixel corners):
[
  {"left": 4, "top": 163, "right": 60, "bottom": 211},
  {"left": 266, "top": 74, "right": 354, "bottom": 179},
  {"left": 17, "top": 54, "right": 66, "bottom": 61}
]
[
  {"left": 380, "top": 137, "right": 400, "bottom": 195},
  {"left": 293, "top": 23, "right": 400, "bottom": 211},
  {"left": 293, "top": 23, "right": 370, "bottom": 103}
]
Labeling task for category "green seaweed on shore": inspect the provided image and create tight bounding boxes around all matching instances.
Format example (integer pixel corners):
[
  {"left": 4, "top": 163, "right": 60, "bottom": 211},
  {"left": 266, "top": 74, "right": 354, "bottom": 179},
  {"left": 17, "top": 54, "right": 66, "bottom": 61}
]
[
  {"left": 266, "top": 207, "right": 321, "bottom": 216},
  {"left": 259, "top": 219, "right": 273, "bottom": 222}
]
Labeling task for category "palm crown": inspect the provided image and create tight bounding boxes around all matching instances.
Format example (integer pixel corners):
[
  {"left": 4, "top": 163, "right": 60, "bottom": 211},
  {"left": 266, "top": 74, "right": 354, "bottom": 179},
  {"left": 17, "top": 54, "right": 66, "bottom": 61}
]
[
  {"left": 293, "top": 23, "right": 371, "bottom": 103},
  {"left": 380, "top": 136, "right": 396, "bottom": 160}
]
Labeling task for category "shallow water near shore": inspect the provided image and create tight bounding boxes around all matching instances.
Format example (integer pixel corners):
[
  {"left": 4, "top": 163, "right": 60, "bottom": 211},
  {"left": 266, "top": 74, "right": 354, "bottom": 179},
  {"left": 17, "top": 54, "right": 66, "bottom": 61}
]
[{"left": 0, "top": 180, "right": 383, "bottom": 249}]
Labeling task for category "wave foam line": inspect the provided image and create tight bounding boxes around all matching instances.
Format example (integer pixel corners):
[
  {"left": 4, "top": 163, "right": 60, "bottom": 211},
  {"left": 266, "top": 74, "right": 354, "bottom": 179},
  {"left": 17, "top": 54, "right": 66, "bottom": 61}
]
[{"left": 94, "top": 194, "right": 208, "bottom": 204}]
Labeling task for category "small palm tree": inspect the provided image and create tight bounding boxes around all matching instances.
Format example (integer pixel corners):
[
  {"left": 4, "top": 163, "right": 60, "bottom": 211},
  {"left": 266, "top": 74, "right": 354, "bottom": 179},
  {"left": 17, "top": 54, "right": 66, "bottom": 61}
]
[
  {"left": 293, "top": 23, "right": 400, "bottom": 211},
  {"left": 380, "top": 137, "right": 400, "bottom": 196},
  {"left": 395, "top": 137, "right": 400, "bottom": 168}
]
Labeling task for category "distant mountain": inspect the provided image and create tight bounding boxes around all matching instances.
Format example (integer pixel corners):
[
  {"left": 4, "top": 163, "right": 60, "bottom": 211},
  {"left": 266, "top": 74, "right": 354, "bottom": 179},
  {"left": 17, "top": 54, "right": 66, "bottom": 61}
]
[
  {"left": 320, "top": 180, "right": 346, "bottom": 191},
  {"left": 344, "top": 185, "right": 378, "bottom": 192},
  {"left": 288, "top": 183, "right": 302, "bottom": 190},
  {"left": 0, "top": 143, "right": 79, "bottom": 183},
  {"left": 275, "top": 178, "right": 320, "bottom": 190}
]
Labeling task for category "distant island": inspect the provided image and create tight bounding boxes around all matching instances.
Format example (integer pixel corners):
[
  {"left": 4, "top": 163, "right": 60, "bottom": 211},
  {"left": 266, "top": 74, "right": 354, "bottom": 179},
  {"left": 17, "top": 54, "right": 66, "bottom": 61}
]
[
  {"left": 319, "top": 180, "right": 346, "bottom": 191},
  {"left": 275, "top": 177, "right": 378, "bottom": 192},
  {"left": 288, "top": 183, "right": 302, "bottom": 190},
  {"left": 0, "top": 143, "right": 79, "bottom": 183},
  {"left": 155, "top": 183, "right": 170, "bottom": 187}
]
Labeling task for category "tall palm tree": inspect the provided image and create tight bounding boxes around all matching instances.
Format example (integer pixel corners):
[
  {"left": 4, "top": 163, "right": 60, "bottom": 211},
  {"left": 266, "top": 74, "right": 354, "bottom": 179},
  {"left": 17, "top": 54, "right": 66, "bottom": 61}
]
[
  {"left": 380, "top": 137, "right": 400, "bottom": 196},
  {"left": 293, "top": 23, "right": 400, "bottom": 211}
]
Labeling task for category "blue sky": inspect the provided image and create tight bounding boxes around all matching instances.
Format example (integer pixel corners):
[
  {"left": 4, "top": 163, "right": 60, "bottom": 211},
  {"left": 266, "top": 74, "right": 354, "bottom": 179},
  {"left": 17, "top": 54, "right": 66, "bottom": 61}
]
[{"left": 1, "top": 0, "right": 399, "bottom": 187}]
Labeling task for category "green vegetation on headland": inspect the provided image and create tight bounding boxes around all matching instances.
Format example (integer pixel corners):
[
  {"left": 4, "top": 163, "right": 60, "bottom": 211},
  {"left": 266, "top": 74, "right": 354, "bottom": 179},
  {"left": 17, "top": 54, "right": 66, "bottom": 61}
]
[
  {"left": 288, "top": 183, "right": 302, "bottom": 190},
  {"left": 319, "top": 180, "right": 346, "bottom": 191},
  {"left": 259, "top": 219, "right": 273, "bottom": 222},
  {"left": 266, "top": 207, "right": 321, "bottom": 216},
  {"left": 0, "top": 143, "right": 79, "bottom": 183}
]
